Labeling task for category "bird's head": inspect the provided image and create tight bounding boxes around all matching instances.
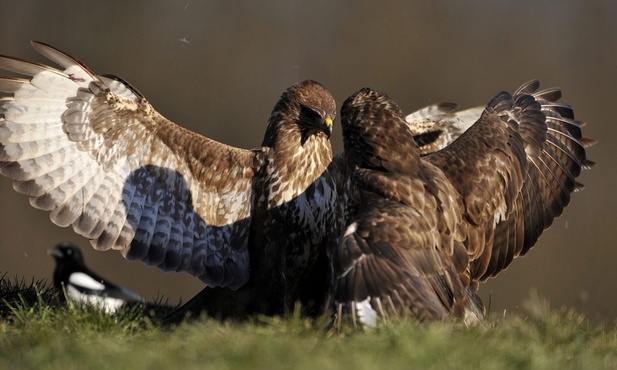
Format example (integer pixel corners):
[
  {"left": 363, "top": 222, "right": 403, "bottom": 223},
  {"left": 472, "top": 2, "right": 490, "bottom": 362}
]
[
  {"left": 263, "top": 80, "right": 336, "bottom": 147},
  {"left": 341, "top": 88, "right": 420, "bottom": 173},
  {"left": 48, "top": 242, "right": 85, "bottom": 264}
]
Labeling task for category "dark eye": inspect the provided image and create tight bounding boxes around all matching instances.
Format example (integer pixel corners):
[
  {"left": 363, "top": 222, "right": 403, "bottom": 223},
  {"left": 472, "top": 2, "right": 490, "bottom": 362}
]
[{"left": 299, "top": 104, "right": 322, "bottom": 124}]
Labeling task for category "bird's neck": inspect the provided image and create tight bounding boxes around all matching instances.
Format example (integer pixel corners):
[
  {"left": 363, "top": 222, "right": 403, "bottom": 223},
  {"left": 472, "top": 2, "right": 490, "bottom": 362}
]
[
  {"left": 260, "top": 116, "right": 333, "bottom": 206},
  {"left": 263, "top": 112, "right": 332, "bottom": 168}
]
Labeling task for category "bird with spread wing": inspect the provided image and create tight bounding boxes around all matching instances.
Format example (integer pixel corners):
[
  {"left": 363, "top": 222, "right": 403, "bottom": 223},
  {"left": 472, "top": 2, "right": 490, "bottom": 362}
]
[
  {"left": 0, "top": 41, "right": 344, "bottom": 319},
  {"left": 0, "top": 42, "right": 593, "bottom": 326},
  {"left": 333, "top": 83, "right": 594, "bottom": 327}
]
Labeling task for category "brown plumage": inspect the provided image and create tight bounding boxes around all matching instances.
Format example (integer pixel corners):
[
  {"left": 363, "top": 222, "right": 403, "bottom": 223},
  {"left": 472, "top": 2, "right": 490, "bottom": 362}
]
[
  {"left": 0, "top": 41, "right": 594, "bottom": 327},
  {"left": 0, "top": 42, "right": 341, "bottom": 319},
  {"left": 333, "top": 82, "right": 594, "bottom": 328}
]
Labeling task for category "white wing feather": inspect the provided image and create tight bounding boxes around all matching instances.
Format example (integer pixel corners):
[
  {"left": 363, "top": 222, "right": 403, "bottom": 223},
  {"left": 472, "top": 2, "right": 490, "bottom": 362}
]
[{"left": 0, "top": 42, "right": 256, "bottom": 289}]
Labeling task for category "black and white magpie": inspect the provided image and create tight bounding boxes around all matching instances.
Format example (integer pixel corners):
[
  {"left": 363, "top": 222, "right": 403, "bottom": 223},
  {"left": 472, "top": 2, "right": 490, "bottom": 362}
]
[{"left": 48, "top": 242, "right": 143, "bottom": 313}]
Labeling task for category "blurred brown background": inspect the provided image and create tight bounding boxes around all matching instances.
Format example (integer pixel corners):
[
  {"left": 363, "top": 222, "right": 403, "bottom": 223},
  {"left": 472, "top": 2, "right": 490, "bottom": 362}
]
[{"left": 0, "top": 1, "right": 613, "bottom": 320}]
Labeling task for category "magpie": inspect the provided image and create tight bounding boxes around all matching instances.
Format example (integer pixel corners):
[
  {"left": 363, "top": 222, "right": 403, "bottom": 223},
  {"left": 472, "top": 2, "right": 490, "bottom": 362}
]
[{"left": 48, "top": 242, "right": 143, "bottom": 314}]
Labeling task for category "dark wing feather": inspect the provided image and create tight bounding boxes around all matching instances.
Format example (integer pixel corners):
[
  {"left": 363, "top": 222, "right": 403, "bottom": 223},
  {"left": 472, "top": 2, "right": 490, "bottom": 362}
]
[
  {"left": 0, "top": 41, "right": 259, "bottom": 289},
  {"left": 425, "top": 80, "right": 594, "bottom": 282},
  {"left": 334, "top": 191, "right": 466, "bottom": 327}
]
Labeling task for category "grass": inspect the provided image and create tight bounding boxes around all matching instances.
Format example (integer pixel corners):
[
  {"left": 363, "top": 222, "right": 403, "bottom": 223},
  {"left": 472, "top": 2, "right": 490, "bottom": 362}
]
[{"left": 0, "top": 277, "right": 615, "bottom": 370}]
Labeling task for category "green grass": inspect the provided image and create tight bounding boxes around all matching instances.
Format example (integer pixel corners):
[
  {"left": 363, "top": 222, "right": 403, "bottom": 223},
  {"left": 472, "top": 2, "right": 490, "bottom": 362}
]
[{"left": 1, "top": 277, "right": 615, "bottom": 370}]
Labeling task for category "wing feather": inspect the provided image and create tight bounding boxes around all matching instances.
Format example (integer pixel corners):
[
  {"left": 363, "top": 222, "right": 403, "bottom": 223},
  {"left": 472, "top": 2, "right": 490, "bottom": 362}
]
[
  {"left": 334, "top": 194, "right": 460, "bottom": 327},
  {"left": 0, "top": 41, "right": 260, "bottom": 289},
  {"left": 426, "top": 80, "right": 593, "bottom": 281},
  {"left": 406, "top": 102, "right": 483, "bottom": 155}
]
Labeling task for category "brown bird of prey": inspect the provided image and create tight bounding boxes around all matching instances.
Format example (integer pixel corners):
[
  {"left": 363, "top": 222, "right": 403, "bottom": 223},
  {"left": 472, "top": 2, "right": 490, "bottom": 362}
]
[
  {"left": 333, "top": 83, "right": 594, "bottom": 328},
  {"left": 0, "top": 41, "right": 344, "bottom": 319}
]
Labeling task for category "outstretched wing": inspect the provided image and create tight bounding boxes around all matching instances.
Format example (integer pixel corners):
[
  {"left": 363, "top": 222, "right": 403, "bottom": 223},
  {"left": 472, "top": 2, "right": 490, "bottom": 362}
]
[
  {"left": 406, "top": 102, "right": 483, "bottom": 155},
  {"left": 425, "top": 80, "right": 595, "bottom": 282},
  {"left": 0, "top": 41, "right": 260, "bottom": 288},
  {"left": 333, "top": 82, "right": 593, "bottom": 327}
]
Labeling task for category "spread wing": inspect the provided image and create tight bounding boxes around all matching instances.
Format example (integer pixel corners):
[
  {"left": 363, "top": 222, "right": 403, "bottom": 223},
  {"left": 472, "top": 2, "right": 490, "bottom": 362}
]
[
  {"left": 333, "top": 82, "right": 593, "bottom": 328},
  {"left": 406, "top": 102, "right": 483, "bottom": 155},
  {"left": 425, "top": 80, "right": 595, "bottom": 282},
  {"left": 0, "top": 41, "right": 260, "bottom": 288}
]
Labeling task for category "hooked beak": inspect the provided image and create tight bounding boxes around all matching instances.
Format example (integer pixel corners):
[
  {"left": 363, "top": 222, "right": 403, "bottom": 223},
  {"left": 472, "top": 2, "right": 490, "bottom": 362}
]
[{"left": 324, "top": 117, "right": 333, "bottom": 139}]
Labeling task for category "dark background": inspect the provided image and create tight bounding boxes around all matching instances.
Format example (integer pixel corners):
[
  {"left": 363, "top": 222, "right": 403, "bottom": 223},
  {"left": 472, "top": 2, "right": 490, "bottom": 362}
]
[{"left": 0, "top": 1, "right": 613, "bottom": 320}]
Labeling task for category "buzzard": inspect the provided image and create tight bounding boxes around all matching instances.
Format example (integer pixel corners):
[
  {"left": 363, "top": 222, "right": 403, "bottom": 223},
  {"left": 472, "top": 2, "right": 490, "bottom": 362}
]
[
  {"left": 333, "top": 83, "right": 594, "bottom": 328},
  {"left": 0, "top": 41, "right": 342, "bottom": 318}
]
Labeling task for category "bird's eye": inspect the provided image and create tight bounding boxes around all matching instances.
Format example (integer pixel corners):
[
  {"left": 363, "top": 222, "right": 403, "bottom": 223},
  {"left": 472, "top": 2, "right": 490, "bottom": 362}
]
[{"left": 299, "top": 104, "right": 322, "bottom": 124}]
